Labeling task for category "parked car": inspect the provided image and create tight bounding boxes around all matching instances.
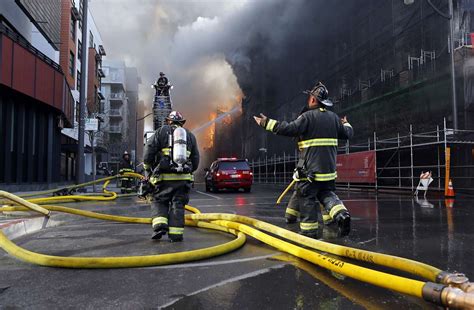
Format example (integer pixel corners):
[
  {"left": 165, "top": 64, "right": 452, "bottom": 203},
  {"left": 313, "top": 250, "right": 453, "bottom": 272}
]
[
  {"left": 205, "top": 158, "right": 253, "bottom": 193},
  {"left": 97, "top": 162, "right": 113, "bottom": 176}
]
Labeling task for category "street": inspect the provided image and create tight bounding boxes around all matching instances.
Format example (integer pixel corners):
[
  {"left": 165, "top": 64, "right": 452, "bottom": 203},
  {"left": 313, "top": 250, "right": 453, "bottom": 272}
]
[{"left": 1, "top": 184, "right": 472, "bottom": 309}]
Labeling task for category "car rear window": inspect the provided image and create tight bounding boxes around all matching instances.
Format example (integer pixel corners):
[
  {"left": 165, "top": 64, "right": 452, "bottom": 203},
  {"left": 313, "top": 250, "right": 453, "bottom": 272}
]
[{"left": 218, "top": 161, "right": 250, "bottom": 170}]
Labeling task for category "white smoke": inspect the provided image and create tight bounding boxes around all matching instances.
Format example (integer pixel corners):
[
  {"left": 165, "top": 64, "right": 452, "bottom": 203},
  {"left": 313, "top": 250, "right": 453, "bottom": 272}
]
[{"left": 90, "top": 0, "right": 249, "bottom": 134}]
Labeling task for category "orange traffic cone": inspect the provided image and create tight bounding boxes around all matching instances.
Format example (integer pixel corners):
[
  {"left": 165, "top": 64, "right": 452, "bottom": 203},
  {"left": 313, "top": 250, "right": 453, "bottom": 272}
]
[
  {"left": 445, "top": 179, "right": 455, "bottom": 197},
  {"left": 445, "top": 198, "right": 455, "bottom": 208}
]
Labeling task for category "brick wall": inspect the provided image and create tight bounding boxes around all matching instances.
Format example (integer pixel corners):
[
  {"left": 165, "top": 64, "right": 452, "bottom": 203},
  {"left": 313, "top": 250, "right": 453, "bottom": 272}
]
[
  {"left": 59, "top": 0, "right": 75, "bottom": 88},
  {"left": 87, "top": 47, "right": 99, "bottom": 113}
]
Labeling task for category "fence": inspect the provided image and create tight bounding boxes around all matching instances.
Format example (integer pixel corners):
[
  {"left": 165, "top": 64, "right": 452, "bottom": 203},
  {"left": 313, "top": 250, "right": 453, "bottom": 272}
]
[{"left": 249, "top": 119, "right": 474, "bottom": 192}]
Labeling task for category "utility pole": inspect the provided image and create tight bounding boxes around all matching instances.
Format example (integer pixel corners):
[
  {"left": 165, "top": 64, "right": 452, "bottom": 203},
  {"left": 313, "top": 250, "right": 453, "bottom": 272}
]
[
  {"left": 135, "top": 112, "right": 153, "bottom": 168},
  {"left": 448, "top": 0, "right": 458, "bottom": 130},
  {"left": 76, "top": 0, "right": 88, "bottom": 184}
]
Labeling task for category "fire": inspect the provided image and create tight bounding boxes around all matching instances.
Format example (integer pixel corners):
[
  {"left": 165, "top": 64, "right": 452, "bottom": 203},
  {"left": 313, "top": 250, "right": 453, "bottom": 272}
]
[{"left": 205, "top": 112, "right": 217, "bottom": 148}]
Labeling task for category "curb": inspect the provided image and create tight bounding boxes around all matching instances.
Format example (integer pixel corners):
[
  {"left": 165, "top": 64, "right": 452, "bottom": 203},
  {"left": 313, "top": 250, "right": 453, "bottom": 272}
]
[{"left": 0, "top": 215, "right": 61, "bottom": 240}]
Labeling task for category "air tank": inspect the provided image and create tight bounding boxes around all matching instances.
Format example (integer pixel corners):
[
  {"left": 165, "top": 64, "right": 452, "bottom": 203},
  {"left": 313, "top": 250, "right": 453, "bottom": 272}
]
[{"left": 173, "top": 127, "right": 187, "bottom": 165}]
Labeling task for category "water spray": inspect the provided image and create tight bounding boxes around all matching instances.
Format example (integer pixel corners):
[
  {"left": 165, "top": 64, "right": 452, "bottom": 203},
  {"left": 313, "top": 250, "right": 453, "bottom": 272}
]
[{"left": 192, "top": 106, "right": 240, "bottom": 134}]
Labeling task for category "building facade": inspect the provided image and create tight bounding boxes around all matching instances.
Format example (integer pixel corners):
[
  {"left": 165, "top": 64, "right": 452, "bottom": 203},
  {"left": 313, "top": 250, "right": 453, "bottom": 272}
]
[
  {"left": 0, "top": 1, "right": 74, "bottom": 189},
  {"left": 230, "top": 0, "right": 474, "bottom": 160}
]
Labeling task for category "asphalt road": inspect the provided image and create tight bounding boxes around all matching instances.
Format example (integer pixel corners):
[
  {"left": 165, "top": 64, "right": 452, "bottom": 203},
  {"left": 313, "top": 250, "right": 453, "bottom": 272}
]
[{"left": 0, "top": 184, "right": 473, "bottom": 309}]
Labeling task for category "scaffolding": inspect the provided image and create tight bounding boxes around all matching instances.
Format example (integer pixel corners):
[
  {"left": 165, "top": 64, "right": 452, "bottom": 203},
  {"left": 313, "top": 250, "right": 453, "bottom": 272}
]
[{"left": 249, "top": 118, "right": 474, "bottom": 193}]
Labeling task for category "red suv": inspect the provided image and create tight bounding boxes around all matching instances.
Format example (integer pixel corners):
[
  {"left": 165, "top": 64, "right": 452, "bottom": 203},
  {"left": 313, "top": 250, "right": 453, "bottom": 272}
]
[{"left": 205, "top": 158, "right": 253, "bottom": 192}]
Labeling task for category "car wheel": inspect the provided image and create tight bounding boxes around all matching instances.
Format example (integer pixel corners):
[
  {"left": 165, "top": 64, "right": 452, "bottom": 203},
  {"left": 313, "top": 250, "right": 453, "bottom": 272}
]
[{"left": 244, "top": 187, "right": 251, "bottom": 193}]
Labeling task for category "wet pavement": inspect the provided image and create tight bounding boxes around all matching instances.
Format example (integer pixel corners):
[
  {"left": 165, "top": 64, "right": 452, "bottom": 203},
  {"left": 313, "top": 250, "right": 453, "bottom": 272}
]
[{"left": 0, "top": 184, "right": 473, "bottom": 309}]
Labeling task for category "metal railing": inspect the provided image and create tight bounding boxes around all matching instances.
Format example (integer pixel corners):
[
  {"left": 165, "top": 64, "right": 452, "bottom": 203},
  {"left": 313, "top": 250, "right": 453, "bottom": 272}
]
[
  {"left": 249, "top": 118, "right": 474, "bottom": 192},
  {"left": 0, "top": 24, "right": 62, "bottom": 72},
  {"left": 108, "top": 125, "right": 122, "bottom": 133},
  {"left": 109, "top": 109, "right": 121, "bottom": 117},
  {"left": 109, "top": 93, "right": 126, "bottom": 100}
]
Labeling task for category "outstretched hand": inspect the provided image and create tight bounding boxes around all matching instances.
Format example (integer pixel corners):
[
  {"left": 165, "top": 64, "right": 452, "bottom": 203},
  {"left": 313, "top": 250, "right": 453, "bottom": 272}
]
[{"left": 253, "top": 113, "right": 268, "bottom": 127}]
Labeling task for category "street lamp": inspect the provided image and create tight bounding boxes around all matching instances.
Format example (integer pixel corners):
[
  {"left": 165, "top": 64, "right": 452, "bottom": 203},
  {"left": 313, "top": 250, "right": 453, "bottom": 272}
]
[
  {"left": 134, "top": 111, "right": 153, "bottom": 168},
  {"left": 405, "top": 0, "right": 458, "bottom": 130}
]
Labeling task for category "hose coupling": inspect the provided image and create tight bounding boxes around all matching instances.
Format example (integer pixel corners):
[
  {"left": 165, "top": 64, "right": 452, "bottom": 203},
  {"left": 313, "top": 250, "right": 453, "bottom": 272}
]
[
  {"left": 438, "top": 272, "right": 471, "bottom": 291},
  {"left": 459, "top": 282, "right": 474, "bottom": 293},
  {"left": 441, "top": 286, "right": 474, "bottom": 309}
]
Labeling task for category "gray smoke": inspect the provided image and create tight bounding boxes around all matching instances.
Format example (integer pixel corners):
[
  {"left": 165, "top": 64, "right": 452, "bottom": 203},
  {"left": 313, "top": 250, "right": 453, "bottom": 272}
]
[{"left": 90, "top": 0, "right": 334, "bottom": 152}]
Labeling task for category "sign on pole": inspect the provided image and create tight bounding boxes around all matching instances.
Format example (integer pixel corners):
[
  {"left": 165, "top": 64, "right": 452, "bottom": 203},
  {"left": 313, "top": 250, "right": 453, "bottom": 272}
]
[{"left": 85, "top": 118, "right": 99, "bottom": 131}]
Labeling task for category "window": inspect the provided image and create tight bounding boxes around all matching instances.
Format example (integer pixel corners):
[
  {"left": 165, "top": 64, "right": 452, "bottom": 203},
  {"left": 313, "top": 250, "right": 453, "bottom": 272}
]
[
  {"left": 69, "top": 51, "right": 75, "bottom": 77},
  {"left": 75, "top": 101, "right": 80, "bottom": 123},
  {"left": 89, "top": 31, "right": 94, "bottom": 48},
  {"left": 77, "top": 70, "right": 81, "bottom": 92},
  {"left": 78, "top": 1, "right": 83, "bottom": 29},
  {"left": 70, "top": 14, "right": 76, "bottom": 40},
  {"left": 77, "top": 40, "right": 82, "bottom": 60},
  {"left": 218, "top": 161, "right": 250, "bottom": 170},
  {"left": 94, "top": 86, "right": 98, "bottom": 107}
]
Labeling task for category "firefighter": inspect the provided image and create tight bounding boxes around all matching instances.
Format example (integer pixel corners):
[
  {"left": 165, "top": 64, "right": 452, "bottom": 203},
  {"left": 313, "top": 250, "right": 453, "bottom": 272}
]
[
  {"left": 156, "top": 72, "right": 170, "bottom": 96},
  {"left": 254, "top": 81, "right": 353, "bottom": 237},
  {"left": 285, "top": 105, "right": 334, "bottom": 226},
  {"left": 143, "top": 111, "right": 199, "bottom": 242},
  {"left": 119, "top": 151, "right": 134, "bottom": 193}
]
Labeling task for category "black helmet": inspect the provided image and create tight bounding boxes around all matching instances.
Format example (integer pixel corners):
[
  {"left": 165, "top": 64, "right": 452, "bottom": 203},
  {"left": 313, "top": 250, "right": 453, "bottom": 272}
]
[
  {"left": 303, "top": 81, "right": 333, "bottom": 106},
  {"left": 166, "top": 111, "right": 186, "bottom": 124},
  {"left": 159, "top": 72, "right": 165, "bottom": 76}
]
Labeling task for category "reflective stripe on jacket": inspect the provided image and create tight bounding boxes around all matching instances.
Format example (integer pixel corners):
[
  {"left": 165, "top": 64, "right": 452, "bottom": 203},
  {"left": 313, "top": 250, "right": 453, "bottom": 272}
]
[{"left": 266, "top": 107, "right": 353, "bottom": 180}]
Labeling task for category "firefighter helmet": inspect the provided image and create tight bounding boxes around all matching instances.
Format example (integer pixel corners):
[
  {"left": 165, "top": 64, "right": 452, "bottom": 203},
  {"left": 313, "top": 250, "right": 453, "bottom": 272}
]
[
  {"left": 303, "top": 81, "right": 333, "bottom": 107},
  {"left": 166, "top": 111, "right": 186, "bottom": 124}
]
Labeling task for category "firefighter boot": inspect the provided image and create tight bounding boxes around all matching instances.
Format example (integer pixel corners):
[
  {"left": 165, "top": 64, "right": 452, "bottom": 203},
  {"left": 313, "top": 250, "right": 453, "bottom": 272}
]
[
  {"left": 169, "top": 235, "right": 183, "bottom": 243},
  {"left": 151, "top": 224, "right": 168, "bottom": 240},
  {"left": 335, "top": 211, "right": 351, "bottom": 237}
]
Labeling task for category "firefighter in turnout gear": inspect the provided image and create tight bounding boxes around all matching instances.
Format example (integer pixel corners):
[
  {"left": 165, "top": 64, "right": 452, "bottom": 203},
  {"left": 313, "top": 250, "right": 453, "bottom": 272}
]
[
  {"left": 254, "top": 81, "right": 354, "bottom": 237},
  {"left": 143, "top": 111, "right": 200, "bottom": 242},
  {"left": 155, "top": 72, "right": 170, "bottom": 96},
  {"left": 285, "top": 105, "right": 333, "bottom": 226},
  {"left": 119, "top": 151, "right": 134, "bottom": 193}
]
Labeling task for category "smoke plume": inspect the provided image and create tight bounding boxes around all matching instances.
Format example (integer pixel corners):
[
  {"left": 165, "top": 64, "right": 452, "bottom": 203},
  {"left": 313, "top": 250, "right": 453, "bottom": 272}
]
[{"left": 90, "top": 0, "right": 337, "bottom": 161}]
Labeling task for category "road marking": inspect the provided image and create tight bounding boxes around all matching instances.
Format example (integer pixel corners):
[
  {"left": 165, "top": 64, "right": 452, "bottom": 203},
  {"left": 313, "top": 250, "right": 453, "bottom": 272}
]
[
  {"left": 159, "top": 263, "right": 286, "bottom": 308},
  {"left": 358, "top": 237, "right": 376, "bottom": 245},
  {"left": 142, "top": 254, "right": 276, "bottom": 270},
  {"left": 195, "top": 190, "right": 222, "bottom": 200}
]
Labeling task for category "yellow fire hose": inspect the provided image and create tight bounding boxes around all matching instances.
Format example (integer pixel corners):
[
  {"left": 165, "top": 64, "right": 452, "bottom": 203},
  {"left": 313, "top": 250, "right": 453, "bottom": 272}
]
[
  {"left": 272, "top": 254, "right": 385, "bottom": 309},
  {"left": 188, "top": 213, "right": 442, "bottom": 282},
  {"left": 1, "top": 174, "right": 473, "bottom": 308},
  {"left": 276, "top": 179, "right": 296, "bottom": 204},
  {"left": 0, "top": 190, "right": 50, "bottom": 216}
]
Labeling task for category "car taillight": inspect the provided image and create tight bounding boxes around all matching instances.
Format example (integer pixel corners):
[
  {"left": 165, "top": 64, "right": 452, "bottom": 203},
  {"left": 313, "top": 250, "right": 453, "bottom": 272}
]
[{"left": 250, "top": 172, "right": 253, "bottom": 175}]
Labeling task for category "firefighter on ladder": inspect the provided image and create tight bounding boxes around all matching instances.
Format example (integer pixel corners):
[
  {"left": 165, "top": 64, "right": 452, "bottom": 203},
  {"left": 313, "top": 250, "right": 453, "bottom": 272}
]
[
  {"left": 254, "top": 82, "right": 354, "bottom": 237},
  {"left": 119, "top": 151, "right": 134, "bottom": 193},
  {"left": 143, "top": 111, "right": 199, "bottom": 242}
]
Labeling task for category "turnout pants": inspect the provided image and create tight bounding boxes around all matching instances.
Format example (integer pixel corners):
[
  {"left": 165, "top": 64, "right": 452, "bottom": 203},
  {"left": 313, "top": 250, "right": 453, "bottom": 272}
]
[
  {"left": 151, "top": 180, "right": 191, "bottom": 239},
  {"left": 285, "top": 185, "right": 336, "bottom": 225},
  {"left": 295, "top": 180, "right": 348, "bottom": 236},
  {"left": 119, "top": 169, "right": 134, "bottom": 193}
]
